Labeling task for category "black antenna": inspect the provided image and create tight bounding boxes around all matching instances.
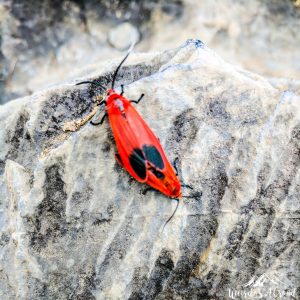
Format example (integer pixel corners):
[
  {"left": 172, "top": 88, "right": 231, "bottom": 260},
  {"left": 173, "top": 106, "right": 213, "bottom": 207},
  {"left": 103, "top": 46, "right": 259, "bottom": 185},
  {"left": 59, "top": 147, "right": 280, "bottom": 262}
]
[
  {"left": 76, "top": 81, "right": 95, "bottom": 86},
  {"left": 111, "top": 43, "right": 135, "bottom": 90},
  {"left": 162, "top": 198, "right": 180, "bottom": 231},
  {"left": 76, "top": 80, "right": 105, "bottom": 90}
]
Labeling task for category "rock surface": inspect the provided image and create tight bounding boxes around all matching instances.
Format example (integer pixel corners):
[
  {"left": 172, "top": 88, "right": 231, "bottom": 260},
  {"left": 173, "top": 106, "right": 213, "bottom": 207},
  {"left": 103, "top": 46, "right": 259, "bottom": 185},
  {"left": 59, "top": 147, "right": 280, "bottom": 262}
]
[{"left": 0, "top": 40, "right": 300, "bottom": 299}]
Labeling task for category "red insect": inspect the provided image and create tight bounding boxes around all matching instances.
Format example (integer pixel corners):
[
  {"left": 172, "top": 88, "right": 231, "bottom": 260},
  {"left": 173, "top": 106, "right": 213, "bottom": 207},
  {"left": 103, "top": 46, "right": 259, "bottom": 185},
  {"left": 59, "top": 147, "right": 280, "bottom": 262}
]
[{"left": 77, "top": 51, "right": 181, "bottom": 199}]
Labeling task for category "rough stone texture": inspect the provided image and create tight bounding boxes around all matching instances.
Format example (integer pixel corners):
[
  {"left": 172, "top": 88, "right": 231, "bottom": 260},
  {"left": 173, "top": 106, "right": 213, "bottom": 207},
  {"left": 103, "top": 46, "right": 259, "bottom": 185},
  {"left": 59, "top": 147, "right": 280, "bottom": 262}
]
[
  {"left": 0, "top": 40, "right": 299, "bottom": 299},
  {"left": 0, "top": 0, "right": 299, "bottom": 103}
]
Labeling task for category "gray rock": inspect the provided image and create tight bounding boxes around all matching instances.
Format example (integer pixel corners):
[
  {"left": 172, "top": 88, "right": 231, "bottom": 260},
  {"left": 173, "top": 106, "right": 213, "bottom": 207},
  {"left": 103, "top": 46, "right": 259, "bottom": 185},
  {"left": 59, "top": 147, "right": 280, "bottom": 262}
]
[
  {"left": 108, "top": 22, "right": 140, "bottom": 50},
  {"left": 0, "top": 40, "right": 299, "bottom": 299}
]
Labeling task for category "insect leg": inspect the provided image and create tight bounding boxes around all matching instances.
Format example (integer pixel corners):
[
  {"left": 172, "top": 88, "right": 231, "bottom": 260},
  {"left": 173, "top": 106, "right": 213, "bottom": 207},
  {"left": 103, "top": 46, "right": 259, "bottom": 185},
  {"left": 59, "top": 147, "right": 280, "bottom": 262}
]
[
  {"left": 120, "top": 84, "right": 124, "bottom": 95},
  {"left": 93, "top": 92, "right": 105, "bottom": 105},
  {"left": 130, "top": 93, "right": 144, "bottom": 104},
  {"left": 181, "top": 184, "right": 193, "bottom": 189},
  {"left": 172, "top": 157, "right": 194, "bottom": 194},
  {"left": 90, "top": 112, "right": 107, "bottom": 126},
  {"left": 162, "top": 198, "right": 180, "bottom": 231},
  {"left": 142, "top": 186, "right": 155, "bottom": 195},
  {"left": 182, "top": 190, "right": 202, "bottom": 199},
  {"left": 172, "top": 158, "right": 193, "bottom": 189},
  {"left": 173, "top": 157, "right": 180, "bottom": 176},
  {"left": 95, "top": 100, "right": 106, "bottom": 107}
]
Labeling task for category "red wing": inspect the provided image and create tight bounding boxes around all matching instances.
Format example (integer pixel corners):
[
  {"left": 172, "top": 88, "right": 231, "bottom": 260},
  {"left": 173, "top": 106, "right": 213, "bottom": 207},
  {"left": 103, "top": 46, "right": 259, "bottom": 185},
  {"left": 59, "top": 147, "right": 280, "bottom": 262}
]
[
  {"left": 108, "top": 101, "right": 167, "bottom": 182},
  {"left": 107, "top": 98, "right": 181, "bottom": 198}
]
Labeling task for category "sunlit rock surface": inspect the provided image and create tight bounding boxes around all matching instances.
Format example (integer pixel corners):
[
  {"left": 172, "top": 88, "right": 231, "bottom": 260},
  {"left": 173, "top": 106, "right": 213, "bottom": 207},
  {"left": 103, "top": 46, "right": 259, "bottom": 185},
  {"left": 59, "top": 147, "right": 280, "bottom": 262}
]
[{"left": 0, "top": 40, "right": 299, "bottom": 299}]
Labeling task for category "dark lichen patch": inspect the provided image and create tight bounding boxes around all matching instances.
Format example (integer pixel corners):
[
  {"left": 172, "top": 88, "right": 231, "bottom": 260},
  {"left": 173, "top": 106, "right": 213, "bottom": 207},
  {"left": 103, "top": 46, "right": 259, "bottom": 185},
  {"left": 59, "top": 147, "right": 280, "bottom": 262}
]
[
  {"left": 159, "top": 258, "right": 205, "bottom": 298},
  {"left": 36, "top": 87, "right": 102, "bottom": 153},
  {"left": 202, "top": 165, "right": 228, "bottom": 215},
  {"left": 223, "top": 119, "right": 300, "bottom": 263},
  {"left": 94, "top": 219, "right": 138, "bottom": 290},
  {"left": 27, "top": 277, "right": 47, "bottom": 299},
  {"left": 3, "top": 111, "right": 38, "bottom": 172},
  {"left": 101, "top": 141, "right": 111, "bottom": 154},
  {"left": 74, "top": 268, "right": 96, "bottom": 300},
  {"left": 207, "top": 100, "right": 231, "bottom": 122},
  {"left": 5, "top": 112, "right": 29, "bottom": 160},
  {"left": 213, "top": 268, "right": 232, "bottom": 293},
  {"left": 224, "top": 184, "right": 277, "bottom": 262},
  {"left": 260, "top": 218, "right": 299, "bottom": 268},
  {"left": 291, "top": 123, "right": 300, "bottom": 143},
  {"left": 39, "top": 267, "right": 78, "bottom": 300},
  {"left": 46, "top": 272, "right": 78, "bottom": 299},
  {"left": 38, "top": 89, "right": 93, "bottom": 141},
  {"left": 224, "top": 217, "right": 250, "bottom": 261},
  {"left": 241, "top": 234, "right": 262, "bottom": 261},
  {"left": 0, "top": 233, "right": 10, "bottom": 247},
  {"left": 6, "top": 113, "right": 28, "bottom": 151},
  {"left": 26, "top": 162, "right": 68, "bottom": 251},
  {"left": 128, "top": 267, "right": 149, "bottom": 300},
  {"left": 0, "top": 159, "right": 5, "bottom": 175},
  {"left": 167, "top": 109, "right": 200, "bottom": 157},
  {"left": 69, "top": 185, "right": 93, "bottom": 208},
  {"left": 205, "top": 92, "right": 240, "bottom": 130},
  {"left": 234, "top": 236, "right": 264, "bottom": 276},
  {"left": 156, "top": 216, "right": 218, "bottom": 299},
  {"left": 224, "top": 139, "right": 300, "bottom": 264},
  {"left": 30, "top": 268, "right": 96, "bottom": 300},
  {"left": 129, "top": 249, "right": 174, "bottom": 300}
]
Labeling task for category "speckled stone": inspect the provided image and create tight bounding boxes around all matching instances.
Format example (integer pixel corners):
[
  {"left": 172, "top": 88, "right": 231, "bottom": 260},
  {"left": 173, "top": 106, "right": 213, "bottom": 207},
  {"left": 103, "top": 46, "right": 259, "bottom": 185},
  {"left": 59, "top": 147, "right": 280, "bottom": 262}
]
[{"left": 0, "top": 40, "right": 299, "bottom": 299}]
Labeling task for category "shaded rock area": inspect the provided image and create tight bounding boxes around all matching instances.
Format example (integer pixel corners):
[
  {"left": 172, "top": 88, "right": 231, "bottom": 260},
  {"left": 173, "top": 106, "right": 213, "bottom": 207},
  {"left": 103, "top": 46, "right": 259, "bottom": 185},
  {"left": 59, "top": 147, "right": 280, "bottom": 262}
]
[
  {"left": 0, "top": 40, "right": 299, "bottom": 299},
  {"left": 0, "top": 0, "right": 300, "bottom": 103},
  {"left": 0, "top": 0, "right": 183, "bottom": 103}
]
